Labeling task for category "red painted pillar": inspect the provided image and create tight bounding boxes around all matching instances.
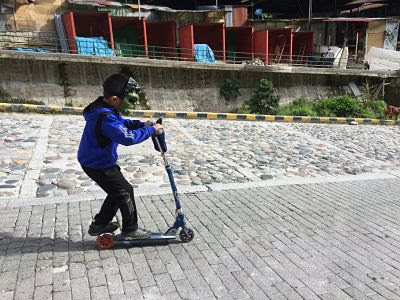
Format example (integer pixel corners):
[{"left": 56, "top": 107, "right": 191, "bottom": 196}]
[
  {"left": 290, "top": 30, "right": 293, "bottom": 64},
  {"left": 222, "top": 24, "right": 226, "bottom": 61},
  {"left": 141, "top": 18, "right": 148, "bottom": 57},
  {"left": 265, "top": 30, "right": 269, "bottom": 64},
  {"left": 107, "top": 13, "right": 114, "bottom": 50},
  {"left": 62, "top": 12, "right": 77, "bottom": 54}
]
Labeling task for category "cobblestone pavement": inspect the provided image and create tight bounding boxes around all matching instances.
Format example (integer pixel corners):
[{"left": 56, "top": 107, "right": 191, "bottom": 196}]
[
  {"left": 0, "top": 113, "right": 399, "bottom": 199},
  {"left": 1, "top": 178, "right": 400, "bottom": 299}
]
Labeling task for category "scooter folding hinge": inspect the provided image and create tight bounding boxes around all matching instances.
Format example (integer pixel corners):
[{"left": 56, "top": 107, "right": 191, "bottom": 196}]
[{"left": 175, "top": 208, "right": 183, "bottom": 217}]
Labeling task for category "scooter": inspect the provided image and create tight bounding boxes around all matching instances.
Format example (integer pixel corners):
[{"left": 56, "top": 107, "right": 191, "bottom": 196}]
[{"left": 96, "top": 119, "right": 194, "bottom": 250}]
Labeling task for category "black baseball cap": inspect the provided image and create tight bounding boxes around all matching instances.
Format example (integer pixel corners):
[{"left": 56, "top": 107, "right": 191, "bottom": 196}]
[{"left": 102, "top": 73, "right": 129, "bottom": 99}]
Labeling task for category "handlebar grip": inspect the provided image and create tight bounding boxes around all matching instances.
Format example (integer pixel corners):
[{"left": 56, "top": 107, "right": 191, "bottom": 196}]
[
  {"left": 156, "top": 128, "right": 163, "bottom": 135},
  {"left": 155, "top": 118, "right": 163, "bottom": 135}
]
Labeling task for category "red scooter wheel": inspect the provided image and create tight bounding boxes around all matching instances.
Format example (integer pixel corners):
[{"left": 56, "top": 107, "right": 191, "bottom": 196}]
[{"left": 96, "top": 233, "right": 114, "bottom": 250}]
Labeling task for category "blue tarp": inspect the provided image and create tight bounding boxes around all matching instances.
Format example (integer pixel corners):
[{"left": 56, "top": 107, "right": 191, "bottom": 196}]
[
  {"left": 194, "top": 44, "right": 215, "bottom": 63},
  {"left": 76, "top": 36, "right": 114, "bottom": 57},
  {"left": 15, "top": 47, "right": 50, "bottom": 53}
]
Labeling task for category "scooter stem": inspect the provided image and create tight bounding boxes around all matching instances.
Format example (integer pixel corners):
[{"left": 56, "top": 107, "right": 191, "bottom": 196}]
[{"left": 154, "top": 134, "right": 182, "bottom": 211}]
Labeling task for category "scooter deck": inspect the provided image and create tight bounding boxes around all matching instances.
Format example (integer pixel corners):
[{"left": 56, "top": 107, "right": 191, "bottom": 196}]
[{"left": 114, "top": 232, "right": 177, "bottom": 246}]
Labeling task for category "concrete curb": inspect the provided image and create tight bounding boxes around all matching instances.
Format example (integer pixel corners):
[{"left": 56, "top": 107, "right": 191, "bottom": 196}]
[
  {"left": 0, "top": 103, "right": 83, "bottom": 114},
  {"left": 1, "top": 103, "right": 399, "bottom": 126},
  {"left": 3, "top": 171, "right": 399, "bottom": 208},
  {"left": 2, "top": 185, "right": 209, "bottom": 208}
]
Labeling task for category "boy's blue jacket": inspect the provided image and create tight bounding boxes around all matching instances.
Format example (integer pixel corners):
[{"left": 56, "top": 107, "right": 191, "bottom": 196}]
[{"left": 78, "top": 97, "right": 155, "bottom": 169}]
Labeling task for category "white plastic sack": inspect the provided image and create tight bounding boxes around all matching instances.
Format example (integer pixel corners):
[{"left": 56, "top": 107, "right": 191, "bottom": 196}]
[
  {"left": 365, "top": 46, "right": 400, "bottom": 71},
  {"left": 333, "top": 47, "right": 348, "bottom": 69}
]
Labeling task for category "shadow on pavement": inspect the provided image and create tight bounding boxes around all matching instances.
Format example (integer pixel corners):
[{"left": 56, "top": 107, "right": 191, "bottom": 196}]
[{"left": 0, "top": 230, "right": 181, "bottom": 254}]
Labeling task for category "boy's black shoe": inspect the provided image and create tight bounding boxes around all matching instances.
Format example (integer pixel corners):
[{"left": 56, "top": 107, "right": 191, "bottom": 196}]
[
  {"left": 88, "top": 221, "right": 119, "bottom": 236},
  {"left": 122, "top": 227, "right": 151, "bottom": 240}
]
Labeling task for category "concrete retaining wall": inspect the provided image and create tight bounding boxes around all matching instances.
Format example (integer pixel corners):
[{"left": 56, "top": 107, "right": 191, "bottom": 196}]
[{"left": 0, "top": 51, "right": 396, "bottom": 112}]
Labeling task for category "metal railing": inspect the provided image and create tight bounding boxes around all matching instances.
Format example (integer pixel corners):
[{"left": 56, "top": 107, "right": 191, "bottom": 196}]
[{"left": 0, "top": 32, "right": 366, "bottom": 70}]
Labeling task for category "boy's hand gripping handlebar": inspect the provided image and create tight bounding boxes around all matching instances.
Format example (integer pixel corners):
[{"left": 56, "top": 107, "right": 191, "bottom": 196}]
[
  {"left": 151, "top": 118, "right": 167, "bottom": 153},
  {"left": 155, "top": 118, "right": 163, "bottom": 135}
]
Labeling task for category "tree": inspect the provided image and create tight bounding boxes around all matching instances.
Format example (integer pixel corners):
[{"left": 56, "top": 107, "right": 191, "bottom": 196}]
[{"left": 247, "top": 79, "right": 280, "bottom": 115}]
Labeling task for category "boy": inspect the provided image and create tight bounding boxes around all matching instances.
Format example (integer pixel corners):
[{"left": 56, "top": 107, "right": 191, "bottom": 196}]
[{"left": 78, "top": 73, "right": 162, "bottom": 240}]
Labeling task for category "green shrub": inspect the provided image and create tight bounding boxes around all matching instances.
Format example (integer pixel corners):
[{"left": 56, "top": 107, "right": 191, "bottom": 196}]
[
  {"left": 313, "top": 99, "right": 335, "bottom": 117},
  {"left": 278, "top": 97, "right": 317, "bottom": 116},
  {"left": 360, "top": 109, "right": 376, "bottom": 119},
  {"left": 314, "top": 95, "right": 365, "bottom": 117},
  {"left": 278, "top": 95, "right": 384, "bottom": 118},
  {"left": 220, "top": 78, "right": 241, "bottom": 102},
  {"left": 279, "top": 105, "right": 317, "bottom": 116},
  {"left": 247, "top": 79, "right": 280, "bottom": 114},
  {"left": 333, "top": 95, "right": 365, "bottom": 117},
  {"left": 236, "top": 105, "right": 252, "bottom": 114},
  {"left": 364, "top": 100, "right": 386, "bottom": 119},
  {"left": 245, "top": 84, "right": 385, "bottom": 118}
]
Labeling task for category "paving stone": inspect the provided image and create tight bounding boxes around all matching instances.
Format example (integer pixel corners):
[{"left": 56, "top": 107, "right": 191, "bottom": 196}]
[
  {"left": 173, "top": 279, "right": 197, "bottom": 299},
  {"left": 106, "top": 274, "right": 124, "bottom": 296},
  {"left": 212, "top": 263, "right": 250, "bottom": 299},
  {"left": 53, "top": 291, "right": 72, "bottom": 300},
  {"left": 118, "top": 263, "right": 136, "bottom": 282},
  {"left": 141, "top": 285, "right": 161, "bottom": 299},
  {"left": 53, "top": 270, "right": 71, "bottom": 292},
  {"left": 88, "top": 267, "right": 107, "bottom": 287},
  {"left": 123, "top": 281, "right": 143, "bottom": 300},
  {"left": 14, "top": 277, "right": 34, "bottom": 300},
  {"left": 71, "top": 277, "right": 90, "bottom": 300},
  {"left": 101, "top": 257, "right": 119, "bottom": 276},
  {"left": 148, "top": 259, "right": 167, "bottom": 275},
  {"left": 154, "top": 273, "right": 176, "bottom": 295},
  {"left": 33, "top": 285, "right": 52, "bottom": 300},
  {"left": 184, "top": 268, "right": 215, "bottom": 299},
  {"left": 162, "top": 292, "right": 182, "bottom": 300},
  {"left": 135, "top": 266, "right": 156, "bottom": 289},
  {"left": 0, "top": 271, "right": 17, "bottom": 291},
  {"left": 90, "top": 286, "right": 109, "bottom": 300},
  {"left": 35, "top": 266, "right": 53, "bottom": 286},
  {"left": 57, "top": 179, "right": 76, "bottom": 190},
  {"left": 166, "top": 263, "right": 186, "bottom": 281},
  {"left": 0, "top": 291, "right": 14, "bottom": 300}
]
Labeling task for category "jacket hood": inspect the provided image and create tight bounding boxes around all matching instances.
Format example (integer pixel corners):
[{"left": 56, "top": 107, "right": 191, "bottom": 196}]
[{"left": 83, "top": 97, "right": 117, "bottom": 121}]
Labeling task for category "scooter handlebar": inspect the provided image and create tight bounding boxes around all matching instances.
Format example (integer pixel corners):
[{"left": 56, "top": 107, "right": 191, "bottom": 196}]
[{"left": 155, "top": 118, "right": 163, "bottom": 135}]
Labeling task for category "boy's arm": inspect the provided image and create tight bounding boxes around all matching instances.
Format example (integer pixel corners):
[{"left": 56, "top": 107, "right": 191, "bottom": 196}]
[
  {"left": 102, "top": 115, "right": 155, "bottom": 146},
  {"left": 120, "top": 116, "right": 145, "bottom": 130}
]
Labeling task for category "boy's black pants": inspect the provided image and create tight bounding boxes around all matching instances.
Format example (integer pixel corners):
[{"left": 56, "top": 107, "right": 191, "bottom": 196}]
[{"left": 82, "top": 164, "right": 138, "bottom": 233}]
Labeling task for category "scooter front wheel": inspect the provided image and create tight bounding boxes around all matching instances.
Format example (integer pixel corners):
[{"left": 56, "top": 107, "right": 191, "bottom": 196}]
[
  {"left": 179, "top": 228, "right": 194, "bottom": 243},
  {"left": 96, "top": 233, "right": 115, "bottom": 250}
]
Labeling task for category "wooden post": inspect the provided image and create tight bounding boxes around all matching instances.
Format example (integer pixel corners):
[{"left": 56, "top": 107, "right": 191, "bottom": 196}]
[
  {"left": 308, "top": 0, "right": 312, "bottom": 31},
  {"left": 338, "top": 21, "right": 349, "bottom": 67},
  {"left": 355, "top": 31, "right": 359, "bottom": 59}
]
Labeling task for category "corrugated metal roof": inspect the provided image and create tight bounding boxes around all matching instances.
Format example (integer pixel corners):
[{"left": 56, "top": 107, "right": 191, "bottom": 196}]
[
  {"left": 323, "top": 17, "right": 387, "bottom": 22},
  {"left": 346, "top": 0, "right": 386, "bottom": 5},
  {"left": 128, "top": 4, "right": 215, "bottom": 12},
  {"left": 341, "top": 3, "right": 388, "bottom": 14},
  {"left": 68, "top": 0, "right": 122, "bottom": 7},
  {"left": 67, "top": 0, "right": 217, "bottom": 12}
]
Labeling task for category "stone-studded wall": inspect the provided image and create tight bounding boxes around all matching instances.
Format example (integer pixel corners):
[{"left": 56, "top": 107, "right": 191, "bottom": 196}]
[{"left": 0, "top": 51, "right": 394, "bottom": 112}]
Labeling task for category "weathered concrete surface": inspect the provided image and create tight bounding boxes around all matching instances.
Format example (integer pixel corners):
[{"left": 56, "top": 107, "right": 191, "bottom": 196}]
[{"left": 0, "top": 50, "right": 398, "bottom": 112}]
